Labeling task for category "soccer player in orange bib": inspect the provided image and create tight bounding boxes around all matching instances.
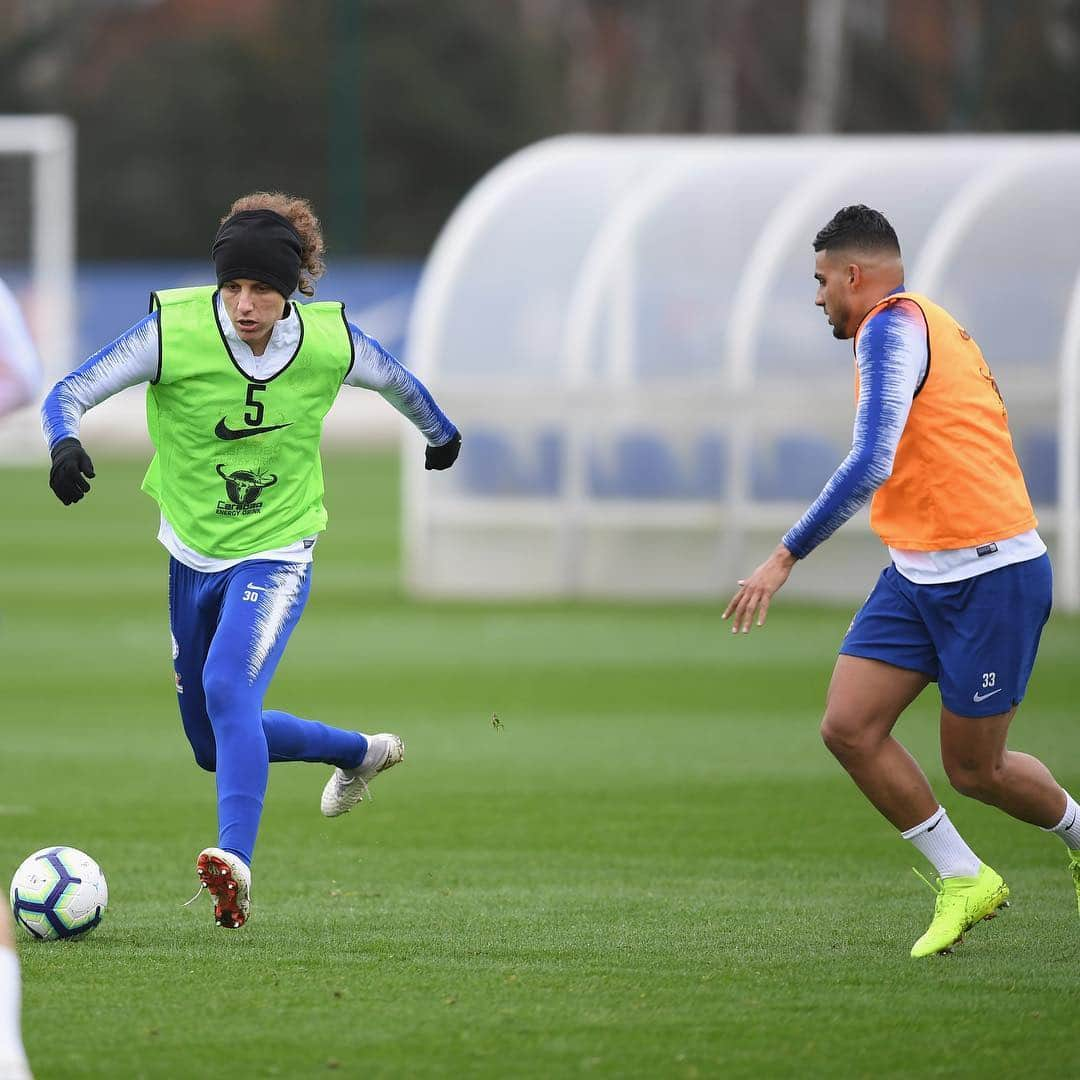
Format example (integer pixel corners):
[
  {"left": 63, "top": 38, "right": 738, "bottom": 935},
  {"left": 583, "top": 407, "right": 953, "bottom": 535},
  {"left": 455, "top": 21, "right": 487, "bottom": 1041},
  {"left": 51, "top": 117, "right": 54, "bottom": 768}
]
[{"left": 724, "top": 204, "right": 1077, "bottom": 957}]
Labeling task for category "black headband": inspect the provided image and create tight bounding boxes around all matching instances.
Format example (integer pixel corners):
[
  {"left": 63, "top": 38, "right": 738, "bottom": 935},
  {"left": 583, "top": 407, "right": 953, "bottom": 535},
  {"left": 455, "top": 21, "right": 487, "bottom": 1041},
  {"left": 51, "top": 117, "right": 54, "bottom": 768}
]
[{"left": 211, "top": 209, "right": 303, "bottom": 298}]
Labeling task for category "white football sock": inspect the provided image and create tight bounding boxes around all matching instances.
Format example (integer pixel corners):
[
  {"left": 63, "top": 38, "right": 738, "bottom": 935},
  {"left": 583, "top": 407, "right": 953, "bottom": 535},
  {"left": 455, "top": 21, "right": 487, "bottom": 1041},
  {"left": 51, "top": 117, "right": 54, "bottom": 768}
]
[
  {"left": 901, "top": 807, "right": 982, "bottom": 879},
  {"left": 1045, "top": 791, "right": 1080, "bottom": 851},
  {"left": 0, "top": 948, "right": 31, "bottom": 1080}
]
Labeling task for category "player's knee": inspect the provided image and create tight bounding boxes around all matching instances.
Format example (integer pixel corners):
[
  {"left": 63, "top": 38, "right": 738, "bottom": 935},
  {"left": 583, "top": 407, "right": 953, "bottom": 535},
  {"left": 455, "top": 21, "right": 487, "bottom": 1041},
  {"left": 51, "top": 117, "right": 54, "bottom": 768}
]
[
  {"left": 202, "top": 668, "right": 247, "bottom": 722},
  {"left": 943, "top": 754, "right": 1002, "bottom": 801},
  {"left": 820, "top": 710, "right": 870, "bottom": 763}
]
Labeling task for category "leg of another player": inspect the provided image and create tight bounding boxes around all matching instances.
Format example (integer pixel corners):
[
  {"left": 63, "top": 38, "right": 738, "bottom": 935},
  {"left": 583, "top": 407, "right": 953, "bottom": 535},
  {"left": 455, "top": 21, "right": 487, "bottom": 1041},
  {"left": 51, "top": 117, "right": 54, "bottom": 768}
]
[
  {"left": 0, "top": 907, "right": 31, "bottom": 1079},
  {"left": 821, "top": 654, "right": 938, "bottom": 829}
]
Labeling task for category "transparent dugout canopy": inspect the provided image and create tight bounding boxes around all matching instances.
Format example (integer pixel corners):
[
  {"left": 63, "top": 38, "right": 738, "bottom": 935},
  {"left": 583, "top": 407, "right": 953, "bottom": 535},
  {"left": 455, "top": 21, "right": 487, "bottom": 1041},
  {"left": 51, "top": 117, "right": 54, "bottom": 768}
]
[{"left": 405, "top": 136, "right": 1080, "bottom": 606}]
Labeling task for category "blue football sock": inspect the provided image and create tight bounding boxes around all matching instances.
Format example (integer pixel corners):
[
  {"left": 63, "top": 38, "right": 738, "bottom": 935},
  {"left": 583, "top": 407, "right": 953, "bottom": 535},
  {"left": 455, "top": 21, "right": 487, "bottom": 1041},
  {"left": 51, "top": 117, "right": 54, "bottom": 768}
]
[
  {"left": 263, "top": 709, "right": 368, "bottom": 769},
  {"left": 216, "top": 791, "right": 264, "bottom": 868}
]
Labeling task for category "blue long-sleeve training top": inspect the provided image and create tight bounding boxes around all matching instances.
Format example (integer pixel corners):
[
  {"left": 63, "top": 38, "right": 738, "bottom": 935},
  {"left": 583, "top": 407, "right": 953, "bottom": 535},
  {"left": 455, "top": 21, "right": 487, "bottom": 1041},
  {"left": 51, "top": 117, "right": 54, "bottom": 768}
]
[{"left": 781, "top": 294, "right": 928, "bottom": 559}]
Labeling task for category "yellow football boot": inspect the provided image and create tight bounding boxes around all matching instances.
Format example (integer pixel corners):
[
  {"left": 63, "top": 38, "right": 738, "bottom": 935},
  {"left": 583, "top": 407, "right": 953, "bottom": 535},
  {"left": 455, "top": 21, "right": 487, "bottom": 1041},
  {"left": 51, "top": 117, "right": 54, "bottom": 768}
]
[
  {"left": 910, "top": 864, "right": 1009, "bottom": 958},
  {"left": 1067, "top": 850, "right": 1080, "bottom": 916}
]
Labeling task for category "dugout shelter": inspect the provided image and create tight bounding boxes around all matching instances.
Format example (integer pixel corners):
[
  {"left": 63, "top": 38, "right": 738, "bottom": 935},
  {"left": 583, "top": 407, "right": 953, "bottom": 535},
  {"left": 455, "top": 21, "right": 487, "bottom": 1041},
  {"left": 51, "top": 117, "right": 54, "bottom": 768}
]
[{"left": 405, "top": 135, "right": 1080, "bottom": 609}]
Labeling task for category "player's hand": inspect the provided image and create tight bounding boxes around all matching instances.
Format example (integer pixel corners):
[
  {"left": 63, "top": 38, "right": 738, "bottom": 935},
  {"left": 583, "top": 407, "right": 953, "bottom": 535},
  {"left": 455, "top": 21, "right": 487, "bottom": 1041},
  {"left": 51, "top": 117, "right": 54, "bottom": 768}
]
[
  {"left": 722, "top": 544, "right": 797, "bottom": 634},
  {"left": 425, "top": 430, "right": 461, "bottom": 471},
  {"left": 49, "top": 437, "right": 96, "bottom": 505}
]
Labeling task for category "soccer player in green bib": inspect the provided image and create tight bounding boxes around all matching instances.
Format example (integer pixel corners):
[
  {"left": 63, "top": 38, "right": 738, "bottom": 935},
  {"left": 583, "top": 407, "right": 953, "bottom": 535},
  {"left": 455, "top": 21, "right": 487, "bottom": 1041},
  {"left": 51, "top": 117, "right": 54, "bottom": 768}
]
[{"left": 42, "top": 193, "right": 461, "bottom": 928}]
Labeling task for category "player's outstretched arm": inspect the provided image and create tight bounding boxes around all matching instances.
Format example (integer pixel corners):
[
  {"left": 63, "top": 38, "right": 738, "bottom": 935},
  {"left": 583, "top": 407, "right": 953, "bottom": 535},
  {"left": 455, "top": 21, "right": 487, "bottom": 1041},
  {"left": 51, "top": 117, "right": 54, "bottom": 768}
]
[
  {"left": 343, "top": 320, "right": 460, "bottom": 469},
  {"left": 723, "top": 543, "right": 797, "bottom": 634},
  {"left": 726, "top": 299, "right": 926, "bottom": 629},
  {"left": 40, "top": 314, "right": 159, "bottom": 505}
]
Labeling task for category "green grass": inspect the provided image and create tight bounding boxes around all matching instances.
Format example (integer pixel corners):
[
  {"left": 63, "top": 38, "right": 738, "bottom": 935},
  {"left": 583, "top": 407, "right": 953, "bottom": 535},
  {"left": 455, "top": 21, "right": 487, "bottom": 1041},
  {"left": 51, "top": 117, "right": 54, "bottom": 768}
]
[{"left": 3, "top": 452, "right": 1080, "bottom": 1078}]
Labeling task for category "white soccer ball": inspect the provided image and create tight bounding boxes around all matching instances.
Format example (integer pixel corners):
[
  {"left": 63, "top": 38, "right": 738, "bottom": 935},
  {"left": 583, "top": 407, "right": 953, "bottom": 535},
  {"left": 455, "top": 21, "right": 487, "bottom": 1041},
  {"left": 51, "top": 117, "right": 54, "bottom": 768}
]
[{"left": 9, "top": 847, "right": 108, "bottom": 941}]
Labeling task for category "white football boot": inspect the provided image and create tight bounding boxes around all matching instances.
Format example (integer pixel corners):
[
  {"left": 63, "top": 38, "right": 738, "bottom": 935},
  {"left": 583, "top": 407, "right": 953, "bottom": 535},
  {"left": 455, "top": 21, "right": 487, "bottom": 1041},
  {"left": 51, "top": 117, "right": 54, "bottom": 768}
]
[
  {"left": 320, "top": 733, "right": 405, "bottom": 817},
  {"left": 195, "top": 848, "right": 252, "bottom": 929}
]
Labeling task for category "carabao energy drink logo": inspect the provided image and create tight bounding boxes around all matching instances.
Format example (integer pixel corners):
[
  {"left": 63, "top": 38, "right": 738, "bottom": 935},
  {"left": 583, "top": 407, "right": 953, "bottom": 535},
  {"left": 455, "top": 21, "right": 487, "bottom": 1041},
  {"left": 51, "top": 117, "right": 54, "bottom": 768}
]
[{"left": 215, "top": 464, "right": 278, "bottom": 517}]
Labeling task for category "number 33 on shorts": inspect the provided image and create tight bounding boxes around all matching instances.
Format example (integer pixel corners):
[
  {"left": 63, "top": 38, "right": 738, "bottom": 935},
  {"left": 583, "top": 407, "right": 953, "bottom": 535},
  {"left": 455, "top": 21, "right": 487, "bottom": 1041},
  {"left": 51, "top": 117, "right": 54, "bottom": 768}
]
[{"left": 973, "top": 671, "right": 1002, "bottom": 704}]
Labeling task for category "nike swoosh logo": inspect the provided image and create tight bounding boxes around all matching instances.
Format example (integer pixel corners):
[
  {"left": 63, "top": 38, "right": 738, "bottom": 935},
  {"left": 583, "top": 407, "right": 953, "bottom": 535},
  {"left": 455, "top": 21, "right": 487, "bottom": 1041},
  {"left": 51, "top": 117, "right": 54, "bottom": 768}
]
[
  {"left": 925, "top": 813, "right": 944, "bottom": 833},
  {"left": 972, "top": 687, "right": 1004, "bottom": 703},
  {"left": 246, "top": 583, "right": 262, "bottom": 590},
  {"left": 215, "top": 418, "right": 292, "bottom": 440}
]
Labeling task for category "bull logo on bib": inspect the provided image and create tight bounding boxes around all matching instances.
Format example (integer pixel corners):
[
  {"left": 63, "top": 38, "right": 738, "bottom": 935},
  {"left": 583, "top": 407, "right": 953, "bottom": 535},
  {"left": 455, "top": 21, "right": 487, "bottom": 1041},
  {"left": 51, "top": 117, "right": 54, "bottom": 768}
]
[{"left": 215, "top": 464, "right": 278, "bottom": 517}]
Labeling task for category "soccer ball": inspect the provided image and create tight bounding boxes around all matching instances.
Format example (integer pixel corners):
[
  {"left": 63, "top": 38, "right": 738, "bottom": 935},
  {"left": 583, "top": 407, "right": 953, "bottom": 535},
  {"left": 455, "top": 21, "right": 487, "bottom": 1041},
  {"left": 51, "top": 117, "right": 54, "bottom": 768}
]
[{"left": 9, "top": 847, "right": 108, "bottom": 941}]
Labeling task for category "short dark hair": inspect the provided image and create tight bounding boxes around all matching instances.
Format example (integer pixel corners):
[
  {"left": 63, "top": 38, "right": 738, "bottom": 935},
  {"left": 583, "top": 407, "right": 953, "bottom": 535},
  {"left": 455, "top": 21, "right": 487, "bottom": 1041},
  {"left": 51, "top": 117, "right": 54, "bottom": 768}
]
[{"left": 813, "top": 205, "right": 900, "bottom": 256}]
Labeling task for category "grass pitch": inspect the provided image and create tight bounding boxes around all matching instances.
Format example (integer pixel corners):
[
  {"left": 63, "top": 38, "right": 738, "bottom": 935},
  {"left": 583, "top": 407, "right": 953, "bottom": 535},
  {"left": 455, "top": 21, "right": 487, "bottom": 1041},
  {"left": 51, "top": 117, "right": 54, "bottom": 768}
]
[{"left": 3, "top": 451, "right": 1080, "bottom": 1078}]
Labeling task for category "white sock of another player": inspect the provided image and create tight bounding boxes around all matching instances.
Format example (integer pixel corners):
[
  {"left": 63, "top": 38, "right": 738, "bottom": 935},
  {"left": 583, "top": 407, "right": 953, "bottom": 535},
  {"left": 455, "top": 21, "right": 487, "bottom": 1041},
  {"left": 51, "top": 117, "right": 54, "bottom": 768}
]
[
  {"left": 0, "top": 949, "right": 31, "bottom": 1080},
  {"left": 901, "top": 807, "right": 982, "bottom": 879},
  {"left": 1045, "top": 791, "right": 1080, "bottom": 850}
]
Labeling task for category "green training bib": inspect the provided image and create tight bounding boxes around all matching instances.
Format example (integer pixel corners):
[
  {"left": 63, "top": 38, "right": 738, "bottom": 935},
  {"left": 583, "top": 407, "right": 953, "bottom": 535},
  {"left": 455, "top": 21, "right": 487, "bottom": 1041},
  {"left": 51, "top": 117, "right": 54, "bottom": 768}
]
[{"left": 141, "top": 285, "right": 352, "bottom": 559}]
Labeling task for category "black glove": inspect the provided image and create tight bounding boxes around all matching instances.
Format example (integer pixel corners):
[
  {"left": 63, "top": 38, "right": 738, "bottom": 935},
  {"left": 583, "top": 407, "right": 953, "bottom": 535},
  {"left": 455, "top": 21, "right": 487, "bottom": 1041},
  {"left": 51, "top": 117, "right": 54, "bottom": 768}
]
[
  {"left": 49, "top": 437, "right": 96, "bottom": 505},
  {"left": 425, "top": 431, "right": 461, "bottom": 471}
]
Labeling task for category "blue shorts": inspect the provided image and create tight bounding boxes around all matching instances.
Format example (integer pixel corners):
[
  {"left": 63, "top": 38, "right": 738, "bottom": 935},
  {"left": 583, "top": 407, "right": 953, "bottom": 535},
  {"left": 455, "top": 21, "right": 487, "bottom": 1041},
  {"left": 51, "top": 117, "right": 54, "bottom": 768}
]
[{"left": 840, "top": 554, "right": 1052, "bottom": 717}]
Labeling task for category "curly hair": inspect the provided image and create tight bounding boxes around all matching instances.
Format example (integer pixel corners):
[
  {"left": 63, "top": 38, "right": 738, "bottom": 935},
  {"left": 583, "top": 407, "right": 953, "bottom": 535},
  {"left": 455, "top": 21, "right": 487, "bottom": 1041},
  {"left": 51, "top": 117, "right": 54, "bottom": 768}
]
[
  {"left": 221, "top": 192, "right": 326, "bottom": 296},
  {"left": 813, "top": 204, "right": 901, "bottom": 257}
]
